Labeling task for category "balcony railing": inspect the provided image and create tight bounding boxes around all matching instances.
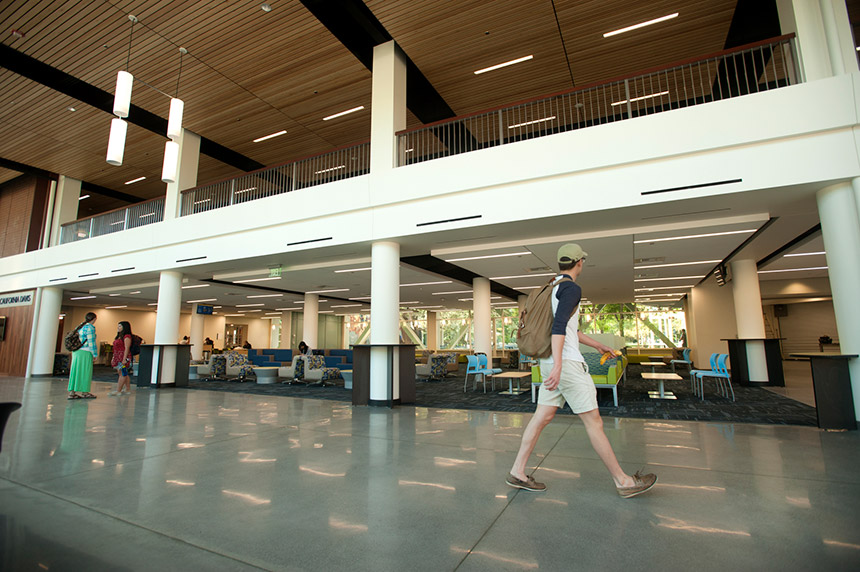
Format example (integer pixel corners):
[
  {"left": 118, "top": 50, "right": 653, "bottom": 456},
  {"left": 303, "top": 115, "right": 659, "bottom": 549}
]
[
  {"left": 59, "top": 197, "right": 165, "bottom": 244},
  {"left": 396, "top": 34, "right": 799, "bottom": 166},
  {"left": 180, "top": 141, "right": 370, "bottom": 216}
]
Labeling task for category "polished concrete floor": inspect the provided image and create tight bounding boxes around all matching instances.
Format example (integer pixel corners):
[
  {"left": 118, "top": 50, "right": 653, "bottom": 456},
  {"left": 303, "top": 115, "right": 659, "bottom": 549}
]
[{"left": 1, "top": 376, "right": 859, "bottom": 571}]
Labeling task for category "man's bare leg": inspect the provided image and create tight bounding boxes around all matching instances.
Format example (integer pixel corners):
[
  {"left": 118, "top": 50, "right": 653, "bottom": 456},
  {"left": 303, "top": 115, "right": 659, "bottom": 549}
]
[
  {"left": 578, "top": 409, "right": 635, "bottom": 488},
  {"left": 510, "top": 405, "right": 557, "bottom": 480}
]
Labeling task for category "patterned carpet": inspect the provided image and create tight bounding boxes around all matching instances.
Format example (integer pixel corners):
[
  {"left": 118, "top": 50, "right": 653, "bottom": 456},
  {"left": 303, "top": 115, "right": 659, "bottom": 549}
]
[{"left": 94, "top": 364, "right": 818, "bottom": 426}]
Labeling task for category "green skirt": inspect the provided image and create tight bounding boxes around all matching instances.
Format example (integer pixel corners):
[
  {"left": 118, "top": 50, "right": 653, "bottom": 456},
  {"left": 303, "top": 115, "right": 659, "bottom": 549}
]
[{"left": 68, "top": 349, "right": 94, "bottom": 392}]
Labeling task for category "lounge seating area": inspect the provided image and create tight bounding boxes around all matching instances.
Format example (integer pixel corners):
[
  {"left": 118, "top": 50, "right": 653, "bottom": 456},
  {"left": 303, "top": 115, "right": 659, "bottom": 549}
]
[{"left": 194, "top": 348, "right": 354, "bottom": 384}]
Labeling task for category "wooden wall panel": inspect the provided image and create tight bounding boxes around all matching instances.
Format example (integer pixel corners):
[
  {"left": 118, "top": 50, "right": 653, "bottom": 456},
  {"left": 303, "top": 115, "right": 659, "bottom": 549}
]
[
  {"left": 0, "top": 175, "right": 35, "bottom": 257},
  {"left": 0, "top": 301, "right": 35, "bottom": 377}
]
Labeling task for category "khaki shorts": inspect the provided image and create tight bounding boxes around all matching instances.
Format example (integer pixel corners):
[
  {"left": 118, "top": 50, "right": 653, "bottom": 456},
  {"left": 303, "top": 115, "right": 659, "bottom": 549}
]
[{"left": 537, "top": 359, "right": 597, "bottom": 414}]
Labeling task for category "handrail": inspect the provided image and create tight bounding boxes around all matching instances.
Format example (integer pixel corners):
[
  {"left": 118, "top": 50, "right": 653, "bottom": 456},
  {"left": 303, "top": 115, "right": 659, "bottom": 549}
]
[
  {"left": 396, "top": 34, "right": 797, "bottom": 136},
  {"left": 59, "top": 196, "right": 165, "bottom": 244},
  {"left": 179, "top": 140, "right": 370, "bottom": 217},
  {"left": 396, "top": 35, "right": 799, "bottom": 167}
]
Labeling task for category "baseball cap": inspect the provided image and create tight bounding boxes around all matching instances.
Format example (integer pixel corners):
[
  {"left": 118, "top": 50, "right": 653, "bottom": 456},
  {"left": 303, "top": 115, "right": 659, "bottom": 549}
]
[{"left": 557, "top": 243, "right": 588, "bottom": 263}]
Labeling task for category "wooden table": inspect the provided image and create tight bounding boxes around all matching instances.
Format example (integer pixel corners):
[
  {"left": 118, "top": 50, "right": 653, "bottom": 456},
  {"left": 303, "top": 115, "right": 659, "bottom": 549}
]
[
  {"left": 491, "top": 371, "right": 533, "bottom": 395},
  {"left": 641, "top": 372, "right": 683, "bottom": 399},
  {"left": 641, "top": 361, "right": 667, "bottom": 374}
]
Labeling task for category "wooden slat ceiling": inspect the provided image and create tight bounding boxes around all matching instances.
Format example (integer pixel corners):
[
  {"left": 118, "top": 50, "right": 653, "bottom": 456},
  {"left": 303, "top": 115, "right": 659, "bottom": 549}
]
[{"left": 0, "top": 0, "right": 790, "bottom": 216}]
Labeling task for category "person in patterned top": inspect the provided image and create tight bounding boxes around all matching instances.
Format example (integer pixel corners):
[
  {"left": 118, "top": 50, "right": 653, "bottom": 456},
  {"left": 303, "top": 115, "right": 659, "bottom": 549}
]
[
  {"left": 68, "top": 312, "right": 97, "bottom": 399},
  {"left": 108, "top": 321, "right": 134, "bottom": 396}
]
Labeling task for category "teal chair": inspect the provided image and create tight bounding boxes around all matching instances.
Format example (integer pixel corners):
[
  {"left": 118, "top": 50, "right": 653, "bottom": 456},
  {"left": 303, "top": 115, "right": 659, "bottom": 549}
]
[
  {"left": 690, "top": 353, "right": 719, "bottom": 398},
  {"left": 670, "top": 349, "right": 692, "bottom": 375},
  {"left": 464, "top": 355, "right": 494, "bottom": 392}
]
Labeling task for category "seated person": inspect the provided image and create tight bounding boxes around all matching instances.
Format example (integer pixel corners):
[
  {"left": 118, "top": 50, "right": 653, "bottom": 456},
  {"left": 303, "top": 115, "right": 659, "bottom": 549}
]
[
  {"left": 180, "top": 336, "right": 190, "bottom": 345},
  {"left": 204, "top": 337, "right": 214, "bottom": 346},
  {"left": 298, "top": 341, "right": 312, "bottom": 355},
  {"left": 243, "top": 340, "right": 252, "bottom": 349}
]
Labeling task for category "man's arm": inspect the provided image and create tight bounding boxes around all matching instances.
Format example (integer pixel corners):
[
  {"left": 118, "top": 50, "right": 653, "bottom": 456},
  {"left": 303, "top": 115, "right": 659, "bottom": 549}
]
[
  {"left": 578, "top": 332, "right": 616, "bottom": 355},
  {"left": 542, "top": 334, "right": 566, "bottom": 390}
]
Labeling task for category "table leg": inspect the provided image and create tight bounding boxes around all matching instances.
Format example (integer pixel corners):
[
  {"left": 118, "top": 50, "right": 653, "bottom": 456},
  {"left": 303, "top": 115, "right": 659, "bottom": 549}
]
[{"left": 659, "top": 380, "right": 665, "bottom": 398}]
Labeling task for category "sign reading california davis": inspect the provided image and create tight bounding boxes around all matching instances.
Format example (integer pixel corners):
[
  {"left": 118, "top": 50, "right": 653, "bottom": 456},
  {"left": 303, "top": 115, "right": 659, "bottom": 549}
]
[{"left": 0, "top": 291, "right": 35, "bottom": 308}]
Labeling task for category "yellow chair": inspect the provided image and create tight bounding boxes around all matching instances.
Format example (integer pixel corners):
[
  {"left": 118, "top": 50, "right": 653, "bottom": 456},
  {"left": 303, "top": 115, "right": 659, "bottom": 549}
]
[{"left": 530, "top": 364, "right": 542, "bottom": 403}]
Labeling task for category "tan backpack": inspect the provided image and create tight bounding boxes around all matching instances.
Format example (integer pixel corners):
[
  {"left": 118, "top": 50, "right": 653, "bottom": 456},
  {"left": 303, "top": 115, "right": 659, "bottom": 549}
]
[{"left": 516, "top": 275, "right": 575, "bottom": 359}]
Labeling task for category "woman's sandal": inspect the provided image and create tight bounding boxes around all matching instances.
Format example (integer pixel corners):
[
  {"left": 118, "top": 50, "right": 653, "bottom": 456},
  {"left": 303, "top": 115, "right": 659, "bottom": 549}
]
[
  {"left": 68, "top": 394, "right": 82, "bottom": 399},
  {"left": 81, "top": 392, "right": 97, "bottom": 399}
]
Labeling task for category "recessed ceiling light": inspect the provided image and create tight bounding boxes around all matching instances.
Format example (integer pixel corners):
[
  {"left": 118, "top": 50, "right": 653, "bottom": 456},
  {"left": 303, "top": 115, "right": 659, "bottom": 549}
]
[
  {"left": 401, "top": 281, "right": 452, "bottom": 287},
  {"left": 306, "top": 288, "right": 349, "bottom": 294},
  {"left": 109, "top": 293, "right": 121, "bottom": 297},
  {"left": 181, "top": 284, "right": 209, "bottom": 289},
  {"left": 246, "top": 294, "right": 282, "bottom": 298},
  {"left": 784, "top": 251, "right": 826, "bottom": 257},
  {"left": 275, "top": 307, "right": 302, "bottom": 311},
  {"left": 432, "top": 290, "right": 473, "bottom": 295},
  {"left": 349, "top": 296, "right": 372, "bottom": 300},
  {"left": 70, "top": 295, "right": 96, "bottom": 300},
  {"left": 236, "top": 303, "right": 265, "bottom": 307},
  {"left": 603, "top": 13, "right": 679, "bottom": 38},
  {"left": 634, "top": 260, "right": 720, "bottom": 269},
  {"left": 334, "top": 267, "right": 371, "bottom": 273},
  {"left": 105, "top": 305, "right": 127, "bottom": 309},
  {"left": 253, "top": 130, "right": 286, "bottom": 143},
  {"left": 634, "top": 276, "right": 705, "bottom": 282},
  {"left": 234, "top": 277, "right": 281, "bottom": 283},
  {"left": 315, "top": 165, "right": 345, "bottom": 174},
  {"left": 508, "top": 116, "right": 556, "bottom": 129},
  {"left": 635, "top": 285, "right": 696, "bottom": 291},
  {"left": 128, "top": 291, "right": 141, "bottom": 294},
  {"left": 445, "top": 252, "right": 530, "bottom": 263},
  {"left": 187, "top": 299, "right": 217, "bottom": 304},
  {"left": 490, "top": 273, "right": 555, "bottom": 280},
  {"left": 147, "top": 303, "right": 158, "bottom": 306},
  {"left": 634, "top": 229, "right": 756, "bottom": 244},
  {"left": 516, "top": 285, "right": 542, "bottom": 290},
  {"left": 235, "top": 187, "right": 257, "bottom": 194},
  {"left": 124, "top": 176, "right": 146, "bottom": 185},
  {"left": 758, "top": 266, "right": 828, "bottom": 274},
  {"left": 474, "top": 55, "right": 533, "bottom": 75},
  {"left": 67, "top": 106, "right": 76, "bottom": 112},
  {"left": 331, "top": 304, "right": 362, "bottom": 308},
  {"left": 611, "top": 91, "right": 669, "bottom": 107},
  {"left": 261, "top": 3, "right": 272, "bottom": 12},
  {"left": 322, "top": 106, "right": 365, "bottom": 121},
  {"left": 78, "top": 194, "right": 90, "bottom": 200},
  {"left": 411, "top": 305, "right": 443, "bottom": 309},
  {"left": 458, "top": 297, "right": 501, "bottom": 301}
]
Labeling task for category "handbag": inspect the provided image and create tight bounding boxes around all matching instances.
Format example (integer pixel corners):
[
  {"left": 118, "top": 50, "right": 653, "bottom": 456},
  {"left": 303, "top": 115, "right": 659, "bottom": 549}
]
[{"left": 63, "top": 322, "right": 86, "bottom": 352}]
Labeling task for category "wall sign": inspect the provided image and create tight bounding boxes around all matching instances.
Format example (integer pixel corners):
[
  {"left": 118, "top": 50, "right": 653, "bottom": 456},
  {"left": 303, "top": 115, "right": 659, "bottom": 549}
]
[
  {"left": 196, "top": 304, "right": 214, "bottom": 315},
  {"left": 0, "top": 291, "right": 35, "bottom": 308}
]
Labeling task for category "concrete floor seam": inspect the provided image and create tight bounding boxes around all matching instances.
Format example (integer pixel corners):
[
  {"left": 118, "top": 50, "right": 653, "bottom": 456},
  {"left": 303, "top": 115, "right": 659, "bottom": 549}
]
[
  {"left": 452, "top": 422, "right": 575, "bottom": 571},
  {"left": 0, "top": 477, "right": 271, "bottom": 571}
]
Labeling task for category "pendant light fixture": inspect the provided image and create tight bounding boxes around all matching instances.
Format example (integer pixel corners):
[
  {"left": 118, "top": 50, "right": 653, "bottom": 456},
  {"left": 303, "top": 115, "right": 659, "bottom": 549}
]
[
  {"left": 106, "top": 15, "right": 137, "bottom": 166},
  {"left": 162, "top": 47, "right": 187, "bottom": 183}
]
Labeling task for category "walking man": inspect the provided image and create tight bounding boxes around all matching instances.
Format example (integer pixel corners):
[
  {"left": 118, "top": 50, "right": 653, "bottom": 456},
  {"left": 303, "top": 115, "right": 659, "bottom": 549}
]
[{"left": 507, "top": 243, "right": 657, "bottom": 498}]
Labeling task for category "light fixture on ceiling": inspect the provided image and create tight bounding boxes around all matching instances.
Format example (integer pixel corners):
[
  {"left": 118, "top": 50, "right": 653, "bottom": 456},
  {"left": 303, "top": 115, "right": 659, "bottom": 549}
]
[
  {"left": 603, "top": 13, "right": 679, "bottom": 38},
  {"left": 306, "top": 288, "right": 349, "bottom": 294},
  {"left": 474, "top": 55, "right": 533, "bottom": 75},
  {"left": 253, "top": 130, "right": 287, "bottom": 143},
  {"left": 68, "top": 106, "right": 76, "bottom": 112},
  {"left": 634, "top": 276, "right": 705, "bottom": 282},
  {"left": 106, "top": 15, "right": 137, "bottom": 166},
  {"left": 508, "top": 116, "right": 556, "bottom": 129},
  {"left": 124, "top": 176, "right": 146, "bottom": 185},
  {"left": 633, "top": 229, "right": 756, "bottom": 244},
  {"left": 400, "top": 281, "right": 452, "bottom": 287},
  {"left": 714, "top": 264, "right": 728, "bottom": 286},
  {"left": 490, "top": 273, "right": 555, "bottom": 280},
  {"left": 181, "top": 284, "right": 209, "bottom": 289},
  {"left": 634, "top": 260, "right": 720, "bottom": 269},
  {"left": 444, "top": 252, "right": 530, "bottom": 262},
  {"left": 758, "top": 266, "right": 828, "bottom": 274},
  {"left": 784, "top": 251, "right": 826, "bottom": 257},
  {"left": 70, "top": 295, "right": 96, "bottom": 300},
  {"left": 78, "top": 194, "right": 90, "bottom": 200},
  {"left": 234, "top": 276, "right": 281, "bottom": 283},
  {"left": 315, "top": 165, "right": 346, "bottom": 175},
  {"left": 322, "top": 106, "right": 365, "bottom": 121},
  {"left": 611, "top": 91, "right": 669, "bottom": 107},
  {"left": 162, "top": 48, "right": 187, "bottom": 183},
  {"left": 334, "top": 267, "right": 371, "bottom": 273}
]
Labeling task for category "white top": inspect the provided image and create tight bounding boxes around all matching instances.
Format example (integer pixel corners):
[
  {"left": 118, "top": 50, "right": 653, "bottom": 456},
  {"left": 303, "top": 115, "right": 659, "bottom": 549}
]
[{"left": 540, "top": 275, "right": 584, "bottom": 373}]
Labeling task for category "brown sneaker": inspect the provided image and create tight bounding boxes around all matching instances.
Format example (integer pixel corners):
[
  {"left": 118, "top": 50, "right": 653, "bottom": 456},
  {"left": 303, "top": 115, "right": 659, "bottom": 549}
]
[
  {"left": 506, "top": 473, "right": 547, "bottom": 492},
  {"left": 616, "top": 470, "right": 657, "bottom": 498}
]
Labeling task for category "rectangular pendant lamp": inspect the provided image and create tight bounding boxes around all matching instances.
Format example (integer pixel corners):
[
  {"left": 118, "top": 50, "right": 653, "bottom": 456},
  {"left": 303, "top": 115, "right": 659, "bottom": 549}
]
[
  {"left": 167, "top": 98, "right": 184, "bottom": 140},
  {"left": 113, "top": 71, "right": 133, "bottom": 118},
  {"left": 106, "top": 118, "right": 128, "bottom": 166},
  {"left": 161, "top": 140, "right": 180, "bottom": 183}
]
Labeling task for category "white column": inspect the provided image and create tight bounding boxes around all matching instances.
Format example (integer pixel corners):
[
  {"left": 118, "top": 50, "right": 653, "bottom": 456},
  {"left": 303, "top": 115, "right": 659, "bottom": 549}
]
[
  {"left": 29, "top": 287, "right": 63, "bottom": 376},
  {"left": 50, "top": 176, "right": 81, "bottom": 246},
  {"left": 189, "top": 303, "right": 204, "bottom": 361},
  {"left": 152, "top": 271, "right": 183, "bottom": 385},
  {"left": 817, "top": 181, "right": 860, "bottom": 420},
  {"left": 819, "top": 0, "right": 859, "bottom": 75},
  {"left": 370, "top": 241, "right": 400, "bottom": 402},
  {"left": 164, "top": 129, "right": 200, "bottom": 221},
  {"left": 370, "top": 41, "right": 407, "bottom": 174},
  {"left": 303, "top": 294, "right": 319, "bottom": 348},
  {"left": 731, "top": 259, "right": 769, "bottom": 382},
  {"left": 777, "top": 0, "right": 834, "bottom": 80},
  {"left": 473, "top": 277, "right": 492, "bottom": 357},
  {"left": 426, "top": 311, "right": 438, "bottom": 351},
  {"left": 280, "top": 311, "right": 292, "bottom": 349}
]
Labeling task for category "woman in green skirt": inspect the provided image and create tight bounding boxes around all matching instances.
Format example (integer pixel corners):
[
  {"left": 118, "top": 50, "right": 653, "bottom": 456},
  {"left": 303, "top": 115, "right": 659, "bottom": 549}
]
[{"left": 68, "top": 312, "right": 98, "bottom": 399}]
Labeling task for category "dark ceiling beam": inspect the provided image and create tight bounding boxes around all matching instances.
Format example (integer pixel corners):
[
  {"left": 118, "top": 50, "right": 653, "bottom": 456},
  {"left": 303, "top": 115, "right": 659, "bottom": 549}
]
[
  {"left": 300, "top": 0, "right": 458, "bottom": 125},
  {"left": 756, "top": 224, "right": 822, "bottom": 268},
  {"left": 201, "top": 278, "right": 368, "bottom": 306},
  {"left": 0, "top": 156, "right": 143, "bottom": 203},
  {"left": 400, "top": 255, "right": 523, "bottom": 301},
  {"left": 0, "top": 44, "right": 265, "bottom": 173}
]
